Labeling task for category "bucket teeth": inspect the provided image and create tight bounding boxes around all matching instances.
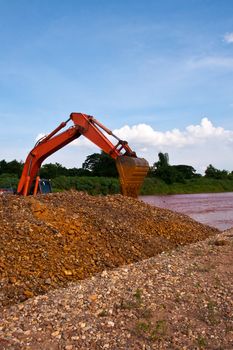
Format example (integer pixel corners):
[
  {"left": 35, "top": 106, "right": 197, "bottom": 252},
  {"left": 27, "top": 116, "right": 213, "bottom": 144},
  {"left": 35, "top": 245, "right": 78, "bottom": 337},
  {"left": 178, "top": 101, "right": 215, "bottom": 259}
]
[{"left": 116, "top": 156, "right": 149, "bottom": 197}]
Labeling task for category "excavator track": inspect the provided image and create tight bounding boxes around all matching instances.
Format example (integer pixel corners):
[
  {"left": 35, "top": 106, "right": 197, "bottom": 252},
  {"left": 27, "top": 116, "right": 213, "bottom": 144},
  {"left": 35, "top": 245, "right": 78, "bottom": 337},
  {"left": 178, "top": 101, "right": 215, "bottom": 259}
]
[{"left": 116, "top": 156, "right": 149, "bottom": 197}]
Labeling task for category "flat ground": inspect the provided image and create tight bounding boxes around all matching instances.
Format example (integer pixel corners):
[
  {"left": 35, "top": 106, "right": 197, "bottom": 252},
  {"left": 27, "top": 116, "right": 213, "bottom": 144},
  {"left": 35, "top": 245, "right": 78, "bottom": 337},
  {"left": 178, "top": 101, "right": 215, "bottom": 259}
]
[{"left": 0, "top": 191, "right": 232, "bottom": 349}]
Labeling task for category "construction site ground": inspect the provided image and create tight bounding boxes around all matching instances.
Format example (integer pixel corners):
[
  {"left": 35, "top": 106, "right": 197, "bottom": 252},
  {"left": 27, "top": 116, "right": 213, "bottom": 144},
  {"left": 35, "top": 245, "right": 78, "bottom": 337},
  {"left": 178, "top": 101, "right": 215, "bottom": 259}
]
[{"left": 0, "top": 191, "right": 232, "bottom": 349}]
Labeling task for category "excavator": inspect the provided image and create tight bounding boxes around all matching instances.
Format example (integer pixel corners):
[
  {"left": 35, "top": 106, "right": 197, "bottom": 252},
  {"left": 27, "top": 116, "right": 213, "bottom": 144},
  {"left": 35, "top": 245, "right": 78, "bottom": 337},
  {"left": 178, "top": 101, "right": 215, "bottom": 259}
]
[{"left": 17, "top": 112, "right": 149, "bottom": 197}]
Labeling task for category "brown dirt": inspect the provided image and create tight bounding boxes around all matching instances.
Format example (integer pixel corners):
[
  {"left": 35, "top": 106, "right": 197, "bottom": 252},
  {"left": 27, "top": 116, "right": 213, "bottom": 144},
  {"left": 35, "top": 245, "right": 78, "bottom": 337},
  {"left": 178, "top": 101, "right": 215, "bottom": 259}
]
[
  {"left": 0, "top": 230, "right": 232, "bottom": 350},
  {"left": 0, "top": 190, "right": 218, "bottom": 307}
]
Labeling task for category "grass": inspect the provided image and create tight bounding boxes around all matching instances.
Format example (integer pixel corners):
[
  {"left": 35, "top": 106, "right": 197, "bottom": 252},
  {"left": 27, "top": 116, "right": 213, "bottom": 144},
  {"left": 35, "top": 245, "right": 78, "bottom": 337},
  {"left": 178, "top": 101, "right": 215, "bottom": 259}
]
[
  {"left": 51, "top": 175, "right": 233, "bottom": 195},
  {"left": 133, "top": 288, "right": 143, "bottom": 304},
  {"left": 150, "top": 320, "right": 167, "bottom": 340},
  {"left": 206, "top": 300, "right": 220, "bottom": 325},
  {"left": 119, "top": 289, "right": 168, "bottom": 342},
  {"left": 136, "top": 321, "right": 150, "bottom": 333},
  {"left": 118, "top": 288, "right": 143, "bottom": 310},
  {"left": 141, "top": 177, "right": 233, "bottom": 195},
  {"left": 53, "top": 175, "right": 233, "bottom": 195},
  {"left": 135, "top": 319, "right": 167, "bottom": 341},
  {"left": 197, "top": 335, "right": 207, "bottom": 348},
  {"left": 98, "top": 309, "right": 109, "bottom": 317},
  {"left": 198, "top": 299, "right": 220, "bottom": 326},
  {"left": 195, "top": 263, "right": 215, "bottom": 273},
  {"left": 2, "top": 172, "right": 233, "bottom": 195}
]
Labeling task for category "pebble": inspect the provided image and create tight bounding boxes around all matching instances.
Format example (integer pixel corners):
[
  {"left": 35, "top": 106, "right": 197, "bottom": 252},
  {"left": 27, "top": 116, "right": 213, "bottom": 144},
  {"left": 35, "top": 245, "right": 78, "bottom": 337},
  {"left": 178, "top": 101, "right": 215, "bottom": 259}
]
[
  {"left": 0, "top": 192, "right": 232, "bottom": 350},
  {"left": 0, "top": 191, "right": 218, "bottom": 308},
  {"left": 51, "top": 330, "right": 60, "bottom": 337}
]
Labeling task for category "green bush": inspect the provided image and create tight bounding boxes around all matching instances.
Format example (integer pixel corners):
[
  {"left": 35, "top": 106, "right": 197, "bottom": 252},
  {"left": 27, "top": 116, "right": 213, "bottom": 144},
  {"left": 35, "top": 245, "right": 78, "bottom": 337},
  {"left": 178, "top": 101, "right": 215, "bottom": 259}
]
[
  {"left": 0, "top": 173, "right": 19, "bottom": 190},
  {"left": 51, "top": 176, "right": 120, "bottom": 195},
  {"left": 141, "top": 177, "right": 233, "bottom": 195},
  {"left": 51, "top": 175, "right": 233, "bottom": 196}
]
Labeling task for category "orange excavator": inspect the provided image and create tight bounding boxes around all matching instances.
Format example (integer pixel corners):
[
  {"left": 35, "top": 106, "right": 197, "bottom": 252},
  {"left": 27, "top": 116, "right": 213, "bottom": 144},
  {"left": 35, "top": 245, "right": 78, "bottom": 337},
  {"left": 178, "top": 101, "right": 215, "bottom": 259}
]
[{"left": 17, "top": 112, "right": 149, "bottom": 197}]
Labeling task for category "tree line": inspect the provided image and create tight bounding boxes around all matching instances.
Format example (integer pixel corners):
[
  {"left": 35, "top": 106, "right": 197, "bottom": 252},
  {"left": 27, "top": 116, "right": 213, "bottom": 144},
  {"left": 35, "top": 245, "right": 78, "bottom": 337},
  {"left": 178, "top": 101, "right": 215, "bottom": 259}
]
[
  {"left": 149, "top": 152, "right": 233, "bottom": 183},
  {"left": 0, "top": 152, "right": 233, "bottom": 186}
]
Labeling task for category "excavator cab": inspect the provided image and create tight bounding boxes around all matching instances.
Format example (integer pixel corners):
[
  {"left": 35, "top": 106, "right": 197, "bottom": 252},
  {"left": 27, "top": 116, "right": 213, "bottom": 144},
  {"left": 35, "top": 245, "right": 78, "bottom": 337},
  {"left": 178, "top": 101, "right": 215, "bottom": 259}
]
[
  {"left": 116, "top": 156, "right": 149, "bottom": 197},
  {"left": 38, "top": 179, "right": 52, "bottom": 194},
  {"left": 29, "top": 178, "right": 52, "bottom": 195}
]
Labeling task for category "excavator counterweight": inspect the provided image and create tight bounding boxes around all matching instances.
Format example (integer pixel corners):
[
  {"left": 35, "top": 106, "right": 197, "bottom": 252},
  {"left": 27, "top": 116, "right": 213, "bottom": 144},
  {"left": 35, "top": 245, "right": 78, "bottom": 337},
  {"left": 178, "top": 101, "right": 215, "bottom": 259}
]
[{"left": 17, "top": 113, "right": 149, "bottom": 197}]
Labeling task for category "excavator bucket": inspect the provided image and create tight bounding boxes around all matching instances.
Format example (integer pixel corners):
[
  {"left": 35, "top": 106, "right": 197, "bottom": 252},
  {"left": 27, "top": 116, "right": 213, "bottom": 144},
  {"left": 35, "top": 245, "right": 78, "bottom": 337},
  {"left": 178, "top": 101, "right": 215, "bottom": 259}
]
[{"left": 116, "top": 156, "right": 149, "bottom": 198}]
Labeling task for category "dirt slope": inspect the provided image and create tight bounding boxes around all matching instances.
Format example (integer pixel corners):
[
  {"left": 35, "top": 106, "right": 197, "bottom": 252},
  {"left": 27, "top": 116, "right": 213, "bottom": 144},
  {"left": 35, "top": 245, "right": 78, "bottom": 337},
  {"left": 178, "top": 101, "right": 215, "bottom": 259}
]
[
  {"left": 0, "top": 230, "right": 232, "bottom": 350},
  {"left": 0, "top": 191, "right": 218, "bottom": 307}
]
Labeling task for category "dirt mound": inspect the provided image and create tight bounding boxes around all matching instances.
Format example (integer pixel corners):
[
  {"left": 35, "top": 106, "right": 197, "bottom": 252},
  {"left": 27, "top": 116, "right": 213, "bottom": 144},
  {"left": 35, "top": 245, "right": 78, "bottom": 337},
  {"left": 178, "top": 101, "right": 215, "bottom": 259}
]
[{"left": 0, "top": 191, "right": 219, "bottom": 307}]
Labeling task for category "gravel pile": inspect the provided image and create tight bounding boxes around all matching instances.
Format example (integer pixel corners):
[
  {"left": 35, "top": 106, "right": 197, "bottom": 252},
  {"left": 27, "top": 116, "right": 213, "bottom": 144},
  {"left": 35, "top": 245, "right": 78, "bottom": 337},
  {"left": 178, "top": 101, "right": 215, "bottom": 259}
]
[
  {"left": 0, "top": 230, "right": 232, "bottom": 349},
  {"left": 0, "top": 191, "right": 218, "bottom": 307}
]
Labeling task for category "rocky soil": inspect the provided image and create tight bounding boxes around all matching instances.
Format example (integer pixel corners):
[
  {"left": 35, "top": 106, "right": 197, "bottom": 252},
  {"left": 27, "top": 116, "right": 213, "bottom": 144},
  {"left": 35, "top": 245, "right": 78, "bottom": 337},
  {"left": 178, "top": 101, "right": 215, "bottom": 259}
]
[
  {"left": 0, "top": 191, "right": 218, "bottom": 307},
  {"left": 0, "top": 229, "right": 232, "bottom": 349},
  {"left": 2, "top": 190, "right": 232, "bottom": 349}
]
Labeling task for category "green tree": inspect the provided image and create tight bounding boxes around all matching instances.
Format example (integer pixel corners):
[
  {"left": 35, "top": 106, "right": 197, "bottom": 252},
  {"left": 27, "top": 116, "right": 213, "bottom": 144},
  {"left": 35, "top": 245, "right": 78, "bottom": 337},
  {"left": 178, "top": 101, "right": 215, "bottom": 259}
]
[
  {"left": 40, "top": 162, "right": 68, "bottom": 178},
  {"left": 1, "top": 159, "right": 23, "bottom": 177},
  {"left": 0, "top": 160, "right": 7, "bottom": 175},
  {"left": 67, "top": 167, "right": 91, "bottom": 177},
  {"left": 82, "top": 152, "right": 118, "bottom": 177},
  {"left": 205, "top": 164, "right": 228, "bottom": 179},
  {"left": 152, "top": 152, "right": 175, "bottom": 183},
  {"left": 156, "top": 152, "right": 169, "bottom": 168},
  {"left": 172, "top": 165, "right": 199, "bottom": 179},
  {"left": 0, "top": 173, "right": 18, "bottom": 189},
  {"left": 152, "top": 153, "right": 199, "bottom": 184}
]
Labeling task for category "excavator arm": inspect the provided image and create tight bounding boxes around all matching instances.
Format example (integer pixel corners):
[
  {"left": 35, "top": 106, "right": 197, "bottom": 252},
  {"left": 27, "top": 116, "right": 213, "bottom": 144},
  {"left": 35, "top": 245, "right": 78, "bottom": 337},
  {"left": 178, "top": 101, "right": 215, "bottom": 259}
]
[{"left": 17, "top": 112, "right": 149, "bottom": 197}]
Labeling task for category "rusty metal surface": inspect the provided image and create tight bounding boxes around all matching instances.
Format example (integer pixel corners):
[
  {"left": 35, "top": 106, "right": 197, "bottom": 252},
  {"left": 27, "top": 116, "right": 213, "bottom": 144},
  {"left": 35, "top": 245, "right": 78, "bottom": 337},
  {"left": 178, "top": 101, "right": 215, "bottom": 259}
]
[{"left": 116, "top": 156, "right": 149, "bottom": 197}]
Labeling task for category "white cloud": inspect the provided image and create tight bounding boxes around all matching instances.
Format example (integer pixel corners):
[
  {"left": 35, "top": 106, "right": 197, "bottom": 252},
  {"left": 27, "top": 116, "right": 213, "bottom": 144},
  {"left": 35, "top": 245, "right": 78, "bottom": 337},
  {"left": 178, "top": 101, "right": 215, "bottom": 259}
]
[
  {"left": 70, "top": 137, "right": 96, "bottom": 148},
  {"left": 35, "top": 132, "right": 96, "bottom": 148},
  {"left": 35, "top": 133, "right": 46, "bottom": 142},
  {"left": 187, "top": 56, "right": 233, "bottom": 70},
  {"left": 35, "top": 118, "right": 233, "bottom": 173},
  {"left": 113, "top": 118, "right": 233, "bottom": 148},
  {"left": 111, "top": 118, "right": 233, "bottom": 172},
  {"left": 224, "top": 32, "right": 233, "bottom": 43}
]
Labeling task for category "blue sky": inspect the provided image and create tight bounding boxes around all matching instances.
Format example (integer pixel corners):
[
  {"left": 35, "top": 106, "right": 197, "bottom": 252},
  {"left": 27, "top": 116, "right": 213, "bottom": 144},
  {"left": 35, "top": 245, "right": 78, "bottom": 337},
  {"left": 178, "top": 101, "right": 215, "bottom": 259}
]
[{"left": 1, "top": 0, "right": 233, "bottom": 172}]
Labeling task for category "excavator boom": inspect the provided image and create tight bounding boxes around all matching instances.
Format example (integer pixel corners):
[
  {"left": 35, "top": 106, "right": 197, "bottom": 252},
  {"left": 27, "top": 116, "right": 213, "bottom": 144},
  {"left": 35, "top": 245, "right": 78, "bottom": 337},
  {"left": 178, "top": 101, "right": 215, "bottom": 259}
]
[{"left": 17, "top": 113, "right": 149, "bottom": 197}]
